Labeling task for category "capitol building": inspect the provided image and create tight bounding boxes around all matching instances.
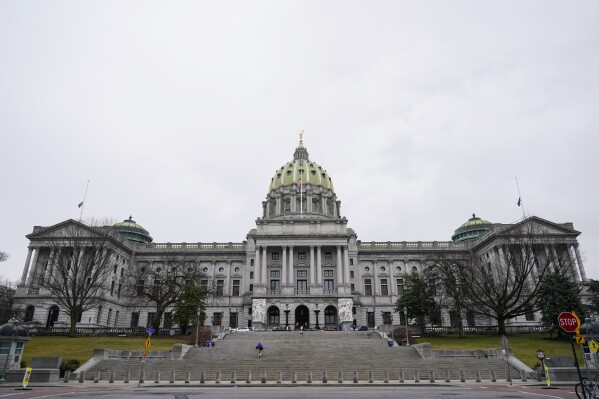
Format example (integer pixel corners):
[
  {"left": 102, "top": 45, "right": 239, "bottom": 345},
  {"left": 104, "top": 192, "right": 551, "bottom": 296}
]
[{"left": 14, "top": 138, "right": 587, "bottom": 333}]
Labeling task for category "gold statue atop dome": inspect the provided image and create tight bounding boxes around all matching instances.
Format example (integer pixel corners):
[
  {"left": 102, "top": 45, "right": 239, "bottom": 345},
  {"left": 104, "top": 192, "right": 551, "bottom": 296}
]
[{"left": 300, "top": 129, "right": 304, "bottom": 143}]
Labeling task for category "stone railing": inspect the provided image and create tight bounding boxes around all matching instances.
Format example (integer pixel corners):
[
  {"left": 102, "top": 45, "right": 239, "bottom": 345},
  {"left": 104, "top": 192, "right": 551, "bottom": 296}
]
[
  {"left": 357, "top": 241, "right": 466, "bottom": 251},
  {"left": 26, "top": 326, "right": 180, "bottom": 337},
  {"left": 137, "top": 242, "right": 246, "bottom": 251}
]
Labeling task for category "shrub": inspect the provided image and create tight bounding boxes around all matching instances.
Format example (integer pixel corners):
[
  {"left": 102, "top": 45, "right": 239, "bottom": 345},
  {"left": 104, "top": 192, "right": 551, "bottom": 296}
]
[{"left": 60, "top": 359, "right": 80, "bottom": 377}]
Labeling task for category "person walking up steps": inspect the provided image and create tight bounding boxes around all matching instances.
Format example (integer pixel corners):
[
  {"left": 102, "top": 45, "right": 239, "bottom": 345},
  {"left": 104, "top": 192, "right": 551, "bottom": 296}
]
[{"left": 256, "top": 342, "right": 264, "bottom": 358}]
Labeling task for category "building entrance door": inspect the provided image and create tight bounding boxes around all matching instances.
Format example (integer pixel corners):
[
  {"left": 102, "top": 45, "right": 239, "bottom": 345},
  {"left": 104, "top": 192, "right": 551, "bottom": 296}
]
[
  {"left": 324, "top": 305, "right": 337, "bottom": 327},
  {"left": 295, "top": 305, "right": 309, "bottom": 329},
  {"left": 46, "top": 305, "right": 59, "bottom": 328}
]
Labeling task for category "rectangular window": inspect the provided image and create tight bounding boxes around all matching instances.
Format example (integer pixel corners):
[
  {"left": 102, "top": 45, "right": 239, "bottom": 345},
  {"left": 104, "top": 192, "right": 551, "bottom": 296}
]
[
  {"left": 297, "top": 270, "right": 308, "bottom": 278},
  {"left": 249, "top": 283, "right": 253, "bottom": 292},
  {"left": 381, "top": 279, "right": 388, "bottom": 296},
  {"left": 146, "top": 312, "right": 155, "bottom": 328},
  {"left": 350, "top": 283, "right": 355, "bottom": 291},
  {"left": 200, "top": 279, "right": 208, "bottom": 292},
  {"left": 324, "top": 252, "right": 332, "bottom": 261},
  {"left": 364, "top": 279, "right": 372, "bottom": 296},
  {"left": 352, "top": 306, "right": 356, "bottom": 315},
  {"left": 118, "top": 283, "right": 122, "bottom": 298},
  {"left": 250, "top": 271, "right": 254, "bottom": 279},
  {"left": 232, "top": 280, "right": 240, "bottom": 296},
  {"left": 296, "top": 279, "right": 308, "bottom": 292},
  {"left": 298, "top": 252, "right": 306, "bottom": 261},
  {"left": 324, "top": 279, "right": 334, "bottom": 292},
  {"left": 216, "top": 280, "right": 224, "bottom": 296},
  {"left": 250, "top": 259, "right": 254, "bottom": 266},
  {"left": 130, "top": 312, "right": 139, "bottom": 328},
  {"left": 396, "top": 278, "right": 404, "bottom": 296},
  {"left": 350, "top": 258, "right": 354, "bottom": 265},
  {"left": 350, "top": 270, "right": 354, "bottom": 279},
  {"left": 13, "top": 342, "right": 23, "bottom": 363},
  {"left": 271, "top": 252, "right": 280, "bottom": 261},
  {"left": 110, "top": 281, "right": 115, "bottom": 296},
  {"left": 164, "top": 312, "right": 172, "bottom": 329},
  {"left": 213, "top": 312, "right": 222, "bottom": 326},
  {"left": 248, "top": 307, "right": 252, "bottom": 315},
  {"left": 525, "top": 311, "right": 535, "bottom": 321},
  {"left": 0, "top": 342, "right": 9, "bottom": 355},
  {"left": 324, "top": 270, "right": 333, "bottom": 277},
  {"left": 270, "top": 270, "right": 280, "bottom": 278},
  {"left": 383, "top": 312, "right": 392, "bottom": 324},
  {"left": 270, "top": 279, "right": 280, "bottom": 291}
]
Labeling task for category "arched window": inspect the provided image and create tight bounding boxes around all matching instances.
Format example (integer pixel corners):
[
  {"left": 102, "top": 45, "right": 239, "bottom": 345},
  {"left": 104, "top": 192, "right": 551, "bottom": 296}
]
[
  {"left": 24, "top": 306, "right": 35, "bottom": 322},
  {"left": 268, "top": 306, "right": 280, "bottom": 325}
]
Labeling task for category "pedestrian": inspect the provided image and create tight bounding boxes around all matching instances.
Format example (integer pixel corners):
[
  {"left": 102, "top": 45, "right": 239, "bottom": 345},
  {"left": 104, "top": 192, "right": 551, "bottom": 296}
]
[{"left": 256, "top": 342, "right": 264, "bottom": 358}]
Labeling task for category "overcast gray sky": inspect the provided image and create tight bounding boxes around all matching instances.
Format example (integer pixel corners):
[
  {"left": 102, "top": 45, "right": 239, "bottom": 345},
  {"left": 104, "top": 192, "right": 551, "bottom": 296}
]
[{"left": 1, "top": 1, "right": 597, "bottom": 283}]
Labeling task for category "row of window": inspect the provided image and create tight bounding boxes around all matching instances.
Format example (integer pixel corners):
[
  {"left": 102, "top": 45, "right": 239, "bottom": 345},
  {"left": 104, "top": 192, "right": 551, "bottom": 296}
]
[{"left": 363, "top": 278, "right": 403, "bottom": 296}]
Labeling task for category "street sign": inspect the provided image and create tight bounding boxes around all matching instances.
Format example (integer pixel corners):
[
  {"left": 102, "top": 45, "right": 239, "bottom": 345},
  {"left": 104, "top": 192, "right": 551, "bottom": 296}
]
[
  {"left": 590, "top": 339, "right": 599, "bottom": 353},
  {"left": 145, "top": 337, "right": 151, "bottom": 350},
  {"left": 146, "top": 328, "right": 155, "bottom": 336},
  {"left": 22, "top": 367, "right": 32, "bottom": 389},
  {"left": 557, "top": 312, "right": 579, "bottom": 333},
  {"left": 576, "top": 335, "right": 586, "bottom": 345}
]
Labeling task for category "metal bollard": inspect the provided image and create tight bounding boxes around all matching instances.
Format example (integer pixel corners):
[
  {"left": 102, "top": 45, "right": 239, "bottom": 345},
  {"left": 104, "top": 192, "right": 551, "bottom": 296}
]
[
  {"left": 368, "top": 371, "right": 373, "bottom": 383},
  {"left": 384, "top": 370, "right": 389, "bottom": 384},
  {"left": 491, "top": 370, "right": 496, "bottom": 382},
  {"left": 444, "top": 370, "right": 450, "bottom": 383},
  {"left": 338, "top": 371, "right": 343, "bottom": 383},
  {"left": 184, "top": 371, "right": 189, "bottom": 384},
  {"left": 399, "top": 370, "right": 404, "bottom": 383},
  {"left": 475, "top": 370, "right": 481, "bottom": 382},
  {"left": 353, "top": 371, "right": 358, "bottom": 383},
  {"left": 291, "top": 371, "right": 297, "bottom": 384},
  {"left": 94, "top": 371, "right": 100, "bottom": 383},
  {"left": 520, "top": 370, "right": 527, "bottom": 382},
  {"left": 535, "top": 368, "right": 542, "bottom": 382},
  {"left": 124, "top": 370, "right": 130, "bottom": 384},
  {"left": 139, "top": 370, "right": 145, "bottom": 384},
  {"left": 200, "top": 371, "right": 205, "bottom": 384},
  {"left": 323, "top": 371, "right": 328, "bottom": 383},
  {"left": 154, "top": 371, "right": 160, "bottom": 383},
  {"left": 277, "top": 371, "right": 282, "bottom": 384},
  {"left": 261, "top": 371, "right": 266, "bottom": 384},
  {"left": 414, "top": 370, "right": 420, "bottom": 383},
  {"left": 78, "top": 371, "right": 85, "bottom": 383},
  {"left": 215, "top": 371, "right": 221, "bottom": 384},
  {"left": 459, "top": 370, "right": 465, "bottom": 383},
  {"left": 429, "top": 370, "right": 435, "bottom": 383},
  {"left": 64, "top": 370, "right": 71, "bottom": 383},
  {"left": 246, "top": 371, "right": 251, "bottom": 384},
  {"left": 109, "top": 371, "right": 115, "bottom": 383},
  {"left": 307, "top": 370, "right": 312, "bottom": 383},
  {"left": 231, "top": 371, "right": 236, "bottom": 384},
  {"left": 170, "top": 371, "right": 175, "bottom": 384}
]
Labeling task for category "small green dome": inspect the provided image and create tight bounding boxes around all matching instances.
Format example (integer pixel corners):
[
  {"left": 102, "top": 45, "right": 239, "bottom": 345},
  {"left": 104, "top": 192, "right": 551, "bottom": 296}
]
[
  {"left": 451, "top": 213, "right": 493, "bottom": 242},
  {"left": 113, "top": 216, "right": 153, "bottom": 244},
  {"left": 268, "top": 140, "right": 335, "bottom": 193}
]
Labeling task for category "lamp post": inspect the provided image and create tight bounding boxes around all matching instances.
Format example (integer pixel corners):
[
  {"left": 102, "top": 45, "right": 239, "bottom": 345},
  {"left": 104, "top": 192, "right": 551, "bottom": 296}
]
[
  {"left": 403, "top": 307, "right": 410, "bottom": 346},
  {"left": 314, "top": 303, "right": 320, "bottom": 330},
  {"left": 0, "top": 318, "right": 19, "bottom": 384},
  {"left": 195, "top": 310, "right": 201, "bottom": 347},
  {"left": 284, "top": 304, "right": 290, "bottom": 330}
]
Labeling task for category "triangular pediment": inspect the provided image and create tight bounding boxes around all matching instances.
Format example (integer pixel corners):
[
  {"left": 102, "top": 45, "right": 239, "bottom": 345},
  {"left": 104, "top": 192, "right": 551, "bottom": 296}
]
[
  {"left": 498, "top": 216, "right": 580, "bottom": 237},
  {"left": 26, "top": 219, "right": 130, "bottom": 249}
]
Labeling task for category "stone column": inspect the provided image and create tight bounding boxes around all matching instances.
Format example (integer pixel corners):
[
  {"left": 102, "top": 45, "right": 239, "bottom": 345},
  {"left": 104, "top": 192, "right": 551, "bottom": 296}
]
[
  {"left": 307, "top": 192, "right": 312, "bottom": 213},
  {"left": 316, "top": 246, "right": 322, "bottom": 286},
  {"left": 309, "top": 246, "right": 315, "bottom": 285},
  {"left": 21, "top": 247, "right": 33, "bottom": 284},
  {"left": 336, "top": 246, "right": 343, "bottom": 285},
  {"left": 282, "top": 246, "right": 287, "bottom": 286},
  {"left": 27, "top": 248, "right": 40, "bottom": 284},
  {"left": 567, "top": 245, "right": 580, "bottom": 282},
  {"left": 261, "top": 245, "right": 268, "bottom": 285},
  {"left": 544, "top": 245, "right": 554, "bottom": 273},
  {"left": 225, "top": 261, "right": 232, "bottom": 295},
  {"left": 574, "top": 244, "right": 587, "bottom": 281},
  {"left": 255, "top": 247, "right": 261, "bottom": 284},
  {"left": 289, "top": 246, "right": 294, "bottom": 286},
  {"left": 343, "top": 246, "right": 351, "bottom": 285}
]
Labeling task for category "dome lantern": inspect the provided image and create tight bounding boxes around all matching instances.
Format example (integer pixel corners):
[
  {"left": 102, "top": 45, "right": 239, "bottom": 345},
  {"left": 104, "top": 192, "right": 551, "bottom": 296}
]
[
  {"left": 451, "top": 213, "right": 493, "bottom": 242},
  {"left": 113, "top": 216, "right": 153, "bottom": 244}
]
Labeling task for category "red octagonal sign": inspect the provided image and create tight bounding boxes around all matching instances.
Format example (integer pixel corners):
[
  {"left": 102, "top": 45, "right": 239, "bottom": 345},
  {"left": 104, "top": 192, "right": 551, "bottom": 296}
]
[{"left": 557, "top": 312, "right": 579, "bottom": 333}]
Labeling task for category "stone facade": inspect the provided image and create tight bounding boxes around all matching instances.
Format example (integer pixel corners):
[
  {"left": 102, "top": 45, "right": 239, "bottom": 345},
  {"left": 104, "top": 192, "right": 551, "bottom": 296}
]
[{"left": 13, "top": 139, "right": 586, "bottom": 333}]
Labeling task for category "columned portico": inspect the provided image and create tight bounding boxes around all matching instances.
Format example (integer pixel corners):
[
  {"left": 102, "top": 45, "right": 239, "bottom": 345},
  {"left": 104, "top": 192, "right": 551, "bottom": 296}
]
[{"left": 20, "top": 247, "right": 33, "bottom": 284}]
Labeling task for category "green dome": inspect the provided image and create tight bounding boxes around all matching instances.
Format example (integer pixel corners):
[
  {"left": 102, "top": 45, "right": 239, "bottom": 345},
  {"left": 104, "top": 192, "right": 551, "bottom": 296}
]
[
  {"left": 451, "top": 213, "right": 493, "bottom": 242},
  {"left": 268, "top": 140, "right": 335, "bottom": 193},
  {"left": 113, "top": 216, "right": 153, "bottom": 244}
]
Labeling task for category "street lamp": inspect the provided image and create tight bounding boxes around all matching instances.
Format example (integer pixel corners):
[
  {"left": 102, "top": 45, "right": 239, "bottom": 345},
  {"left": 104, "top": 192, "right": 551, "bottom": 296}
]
[
  {"left": 195, "top": 310, "right": 201, "bottom": 347},
  {"left": 314, "top": 303, "right": 320, "bottom": 330},
  {"left": 403, "top": 307, "right": 410, "bottom": 346},
  {"left": 0, "top": 318, "right": 20, "bottom": 384},
  {"left": 284, "top": 304, "right": 290, "bottom": 330}
]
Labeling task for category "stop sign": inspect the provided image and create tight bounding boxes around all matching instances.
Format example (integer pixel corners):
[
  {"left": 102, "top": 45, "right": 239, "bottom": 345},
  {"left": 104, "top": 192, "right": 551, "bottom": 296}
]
[{"left": 557, "top": 312, "right": 579, "bottom": 333}]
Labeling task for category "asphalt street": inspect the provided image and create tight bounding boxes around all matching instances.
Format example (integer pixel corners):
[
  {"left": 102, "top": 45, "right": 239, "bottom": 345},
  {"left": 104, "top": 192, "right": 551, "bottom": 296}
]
[{"left": 0, "top": 385, "right": 582, "bottom": 399}]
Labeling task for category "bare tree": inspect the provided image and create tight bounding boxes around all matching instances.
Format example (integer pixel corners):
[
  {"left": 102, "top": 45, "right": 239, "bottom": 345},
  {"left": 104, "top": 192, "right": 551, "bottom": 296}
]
[
  {"left": 35, "top": 222, "right": 115, "bottom": 336},
  {"left": 457, "top": 224, "right": 574, "bottom": 335},
  {"left": 0, "top": 277, "right": 17, "bottom": 324},
  {"left": 0, "top": 251, "right": 8, "bottom": 263},
  {"left": 122, "top": 255, "right": 212, "bottom": 335}
]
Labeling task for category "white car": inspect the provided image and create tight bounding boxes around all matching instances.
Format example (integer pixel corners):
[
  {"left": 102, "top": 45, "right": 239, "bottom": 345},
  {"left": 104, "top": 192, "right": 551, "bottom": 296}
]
[{"left": 236, "top": 327, "right": 250, "bottom": 332}]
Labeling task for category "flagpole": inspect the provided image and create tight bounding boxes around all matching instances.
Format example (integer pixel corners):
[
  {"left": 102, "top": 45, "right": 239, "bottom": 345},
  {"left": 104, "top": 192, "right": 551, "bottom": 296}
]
[
  {"left": 79, "top": 180, "right": 89, "bottom": 222},
  {"left": 515, "top": 176, "right": 526, "bottom": 219}
]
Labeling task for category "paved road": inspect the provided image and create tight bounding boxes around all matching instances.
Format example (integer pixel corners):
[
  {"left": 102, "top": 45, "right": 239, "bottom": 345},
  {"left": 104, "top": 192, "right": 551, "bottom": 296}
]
[{"left": 0, "top": 385, "right": 582, "bottom": 399}]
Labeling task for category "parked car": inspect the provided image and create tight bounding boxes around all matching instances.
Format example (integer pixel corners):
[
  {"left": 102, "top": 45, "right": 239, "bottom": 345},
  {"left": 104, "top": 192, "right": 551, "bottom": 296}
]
[
  {"left": 353, "top": 325, "right": 368, "bottom": 331},
  {"left": 322, "top": 326, "right": 338, "bottom": 331},
  {"left": 236, "top": 327, "right": 250, "bottom": 332},
  {"left": 271, "top": 326, "right": 287, "bottom": 331}
]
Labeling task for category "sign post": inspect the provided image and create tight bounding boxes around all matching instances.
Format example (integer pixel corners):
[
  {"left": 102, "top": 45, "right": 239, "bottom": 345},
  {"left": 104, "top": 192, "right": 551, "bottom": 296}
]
[
  {"left": 502, "top": 335, "right": 511, "bottom": 386},
  {"left": 21, "top": 367, "right": 32, "bottom": 390},
  {"left": 138, "top": 329, "right": 154, "bottom": 387},
  {"left": 558, "top": 312, "right": 586, "bottom": 399}
]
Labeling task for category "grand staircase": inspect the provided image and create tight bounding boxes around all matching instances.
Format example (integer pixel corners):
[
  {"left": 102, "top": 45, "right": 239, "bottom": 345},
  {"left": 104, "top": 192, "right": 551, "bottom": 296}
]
[{"left": 83, "top": 331, "right": 518, "bottom": 382}]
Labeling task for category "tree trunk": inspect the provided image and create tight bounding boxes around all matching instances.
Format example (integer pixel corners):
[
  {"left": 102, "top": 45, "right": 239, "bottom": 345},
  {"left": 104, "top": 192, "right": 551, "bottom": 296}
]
[
  {"left": 497, "top": 317, "right": 507, "bottom": 336},
  {"left": 69, "top": 312, "right": 77, "bottom": 337}
]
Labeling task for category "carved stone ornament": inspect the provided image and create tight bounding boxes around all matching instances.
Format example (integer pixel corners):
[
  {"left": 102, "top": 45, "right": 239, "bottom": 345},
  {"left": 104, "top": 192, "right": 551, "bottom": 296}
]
[
  {"left": 337, "top": 298, "right": 353, "bottom": 323},
  {"left": 252, "top": 299, "right": 267, "bottom": 324}
]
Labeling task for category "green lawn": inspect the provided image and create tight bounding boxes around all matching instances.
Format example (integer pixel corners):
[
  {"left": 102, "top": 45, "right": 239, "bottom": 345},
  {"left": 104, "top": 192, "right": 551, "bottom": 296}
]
[
  {"left": 22, "top": 336, "right": 186, "bottom": 367},
  {"left": 22, "top": 333, "right": 580, "bottom": 370},
  {"left": 421, "top": 334, "right": 580, "bottom": 368}
]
